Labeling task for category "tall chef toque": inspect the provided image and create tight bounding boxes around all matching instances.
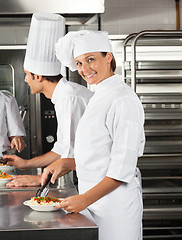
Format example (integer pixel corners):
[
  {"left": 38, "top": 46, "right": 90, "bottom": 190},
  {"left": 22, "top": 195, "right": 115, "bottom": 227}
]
[
  {"left": 24, "top": 12, "right": 65, "bottom": 76},
  {"left": 55, "top": 30, "right": 113, "bottom": 74}
]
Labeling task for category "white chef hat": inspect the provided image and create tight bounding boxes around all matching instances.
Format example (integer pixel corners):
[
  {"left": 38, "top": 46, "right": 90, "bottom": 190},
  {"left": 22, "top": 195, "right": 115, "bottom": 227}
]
[
  {"left": 24, "top": 12, "right": 65, "bottom": 76},
  {"left": 55, "top": 30, "right": 112, "bottom": 73}
]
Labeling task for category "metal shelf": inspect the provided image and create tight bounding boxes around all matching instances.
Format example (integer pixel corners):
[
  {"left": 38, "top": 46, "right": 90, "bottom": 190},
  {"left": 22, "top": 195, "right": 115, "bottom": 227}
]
[{"left": 122, "top": 31, "right": 182, "bottom": 238}]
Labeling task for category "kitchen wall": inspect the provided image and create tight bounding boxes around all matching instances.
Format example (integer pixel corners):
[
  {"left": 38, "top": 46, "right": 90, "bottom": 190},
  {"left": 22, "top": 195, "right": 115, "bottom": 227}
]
[
  {"left": 1, "top": 0, "right": 181, "bottom": 44},
  {"left": 69, "top": 0, "right": 181, "bottom": 35},
  {"left": 102, "top": 0, "right": 180, "bottom": 34}
]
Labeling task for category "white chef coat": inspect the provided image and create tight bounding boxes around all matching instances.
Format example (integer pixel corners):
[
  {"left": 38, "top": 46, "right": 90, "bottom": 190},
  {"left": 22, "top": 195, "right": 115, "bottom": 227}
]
[
  {"left": 51, "top": 77, "right": 93, "bottom": 158},
  {"left": 74, "top": 74, "right": 145, "bottom": 240},
  {"left": 0, "top": 92, "right": 26, "bottom": 156}
]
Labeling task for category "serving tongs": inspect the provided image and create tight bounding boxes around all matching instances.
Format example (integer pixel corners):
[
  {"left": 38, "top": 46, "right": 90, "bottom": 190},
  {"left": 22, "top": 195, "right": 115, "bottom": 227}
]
[
  {"left": 36, "top": 173, "right": 52, "bottom": 197},
  {"left": 0, "top": 157, "right": 7, "bottom": 165}
]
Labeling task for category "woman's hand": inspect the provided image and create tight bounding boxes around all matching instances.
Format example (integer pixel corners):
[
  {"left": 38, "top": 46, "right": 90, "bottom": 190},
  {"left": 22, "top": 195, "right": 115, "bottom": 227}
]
[
  {"left": 55, "top": 194, "right": 89, "bottom": 213},
  {"left": 10, "top": 136, "right": 26, "bottom": 152},
  {"left": 55, "top": 177, "right": 122, "bottom": 213},
  {"left": 41, "top": 158, "right": 75, "bottom": 185},
  {"left": 57, "top": 177, "right": 122, "bottom": 213}
]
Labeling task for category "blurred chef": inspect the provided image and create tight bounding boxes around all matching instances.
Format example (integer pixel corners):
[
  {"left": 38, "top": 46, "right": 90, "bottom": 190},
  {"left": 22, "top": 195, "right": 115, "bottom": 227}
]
[
  {"left": 42, "top": 30, "right": 145, "bottom": 240},
  {"left": 4, "top": 13, "right": 93, "bottom": 187},
  {"left": 0, "top": 91, "right": 26, "bottom": 156}
]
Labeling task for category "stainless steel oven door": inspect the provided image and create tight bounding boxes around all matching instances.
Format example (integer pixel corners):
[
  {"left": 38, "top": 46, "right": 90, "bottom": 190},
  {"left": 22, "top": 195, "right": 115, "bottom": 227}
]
[{"left": 0, "top": 46, "right": 37, "bottom": 175}]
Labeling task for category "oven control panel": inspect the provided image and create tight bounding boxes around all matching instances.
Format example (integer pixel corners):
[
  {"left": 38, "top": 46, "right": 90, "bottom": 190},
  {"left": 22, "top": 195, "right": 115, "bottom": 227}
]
[{"left": 40, "top": 94, "right": 57, "bottom": 153}]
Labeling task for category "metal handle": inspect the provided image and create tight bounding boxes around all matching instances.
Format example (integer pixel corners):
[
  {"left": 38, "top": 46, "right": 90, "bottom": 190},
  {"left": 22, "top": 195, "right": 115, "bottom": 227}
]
[
  {"left": 121, "top": 33, "right": 136, "bottom": 83},
  {"left": 19, "top": 105, "right": 27, "bottom": 122},
  {"left": 130, "top": 30, "right": 182, "bottom": 92}
]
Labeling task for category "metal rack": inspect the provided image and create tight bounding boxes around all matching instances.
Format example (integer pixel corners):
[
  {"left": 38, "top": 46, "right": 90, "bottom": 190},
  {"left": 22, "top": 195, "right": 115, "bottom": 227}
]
[{"left": 122, "top": 30, "right": 182, "bottom": 239}]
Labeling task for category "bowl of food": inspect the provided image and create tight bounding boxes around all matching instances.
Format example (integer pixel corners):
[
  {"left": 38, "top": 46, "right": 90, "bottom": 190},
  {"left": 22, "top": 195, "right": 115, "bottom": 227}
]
[
  {"left": 23, "top": 196, "right": 63, "bottom": 212},
  {"left": 0, "top": 171, "right": 12, "bottom": 186},
  {"left": 0, "top": 164, "right": 15, "bottom": 173}
]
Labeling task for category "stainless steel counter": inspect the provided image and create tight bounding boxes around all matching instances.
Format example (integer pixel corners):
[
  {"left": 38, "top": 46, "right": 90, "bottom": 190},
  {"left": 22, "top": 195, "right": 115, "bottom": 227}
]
[{"left": 0, "top": 186, "right": 98, "bottom": 239}]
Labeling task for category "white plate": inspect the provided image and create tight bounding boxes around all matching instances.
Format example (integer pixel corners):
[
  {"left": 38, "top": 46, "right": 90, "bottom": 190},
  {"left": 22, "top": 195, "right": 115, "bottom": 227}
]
[
  {"left": 0, "top": 165, "right": 15, "bottom": 173},
  {"left": 23, "top": 199, "right": 63, "bottom": 212}
]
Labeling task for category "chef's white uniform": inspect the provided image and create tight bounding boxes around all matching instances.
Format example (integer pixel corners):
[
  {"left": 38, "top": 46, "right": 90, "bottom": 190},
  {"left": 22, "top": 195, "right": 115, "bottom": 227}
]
[
  {"left": 74, "top": 74, "right": 145, "bottom": 240},
  {"left": 0, "top": 92, "right": 26, "bottom": 156},
  {"left": 51, "top": 77, "right": 93, "bottom": 158}
]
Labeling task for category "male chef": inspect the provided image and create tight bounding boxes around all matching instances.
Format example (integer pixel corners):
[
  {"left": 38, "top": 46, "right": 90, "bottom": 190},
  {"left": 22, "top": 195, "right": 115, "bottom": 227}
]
[{"left": 4, "top": 12, "right": 93, "bottom": 187}]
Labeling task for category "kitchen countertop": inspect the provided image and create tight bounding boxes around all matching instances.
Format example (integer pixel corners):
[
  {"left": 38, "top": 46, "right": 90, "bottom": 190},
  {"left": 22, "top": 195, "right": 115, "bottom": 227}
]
[{"left": 0, "top": 185, "right": 98, "bottom": 240}]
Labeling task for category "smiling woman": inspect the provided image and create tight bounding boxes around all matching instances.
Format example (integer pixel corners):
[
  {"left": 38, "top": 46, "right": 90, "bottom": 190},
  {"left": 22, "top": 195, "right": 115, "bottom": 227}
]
[
  {"left": 54, "top": 30, "right": 145, "bottom": 240},
  {"left": 75, "top": 52, "right": 114, "bottom": 85}
]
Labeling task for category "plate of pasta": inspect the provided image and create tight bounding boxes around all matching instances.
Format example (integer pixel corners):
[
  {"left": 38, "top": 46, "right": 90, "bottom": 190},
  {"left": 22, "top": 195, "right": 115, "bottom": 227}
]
[{"left": 23, "top": 196, "right": 63, "bottom": 212}]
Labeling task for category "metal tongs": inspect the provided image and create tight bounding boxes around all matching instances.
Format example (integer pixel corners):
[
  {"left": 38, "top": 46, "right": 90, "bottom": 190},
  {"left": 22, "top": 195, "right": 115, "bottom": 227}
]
[
  {"left": 36, "top": 173, "right": 52, "bottom": 197},
  {"left": 0, "top": 157, "right": 7, "bottom": 165}
]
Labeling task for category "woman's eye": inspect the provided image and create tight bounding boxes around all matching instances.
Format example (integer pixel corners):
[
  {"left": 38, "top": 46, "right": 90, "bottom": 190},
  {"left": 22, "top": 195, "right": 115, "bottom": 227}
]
[
  {"left": 88, "top": 58, "right": 94, "bottom": 62},
  {"left": 76, "top": 62, "right": 82, "bottom": 66}
]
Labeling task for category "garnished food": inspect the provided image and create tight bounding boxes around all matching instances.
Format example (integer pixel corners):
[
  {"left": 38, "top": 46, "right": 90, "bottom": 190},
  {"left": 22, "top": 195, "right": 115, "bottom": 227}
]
[
  {"left": 29, "top": 196, "right": 62, "bottom": 205},
  {"left": 0, "top": 171, "right": 11, "bottom": 179}
]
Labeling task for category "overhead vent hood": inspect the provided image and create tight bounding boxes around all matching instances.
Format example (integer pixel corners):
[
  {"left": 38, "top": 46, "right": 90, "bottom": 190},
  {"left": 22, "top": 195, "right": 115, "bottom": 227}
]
[
  {"left": 0, "top": 0, "right": 105, "bottom": 14},
  {"left": 0, "top": 0, "right": 105, "bottom": 25}
]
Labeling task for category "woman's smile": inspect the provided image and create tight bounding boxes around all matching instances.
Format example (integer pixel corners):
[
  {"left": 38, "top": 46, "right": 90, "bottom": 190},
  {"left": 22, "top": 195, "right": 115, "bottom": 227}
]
[{"left": 85, "top": 72, "right": 96, "bottom": 79}]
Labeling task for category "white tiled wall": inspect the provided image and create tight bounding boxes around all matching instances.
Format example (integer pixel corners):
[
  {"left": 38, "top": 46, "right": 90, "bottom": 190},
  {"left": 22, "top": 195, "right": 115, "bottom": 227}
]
[
  {"left": 101, "top": 0, "right": 179, "bottom": 35},
  {"left": 68, "top": 0, "right": 181, "bottom": 35}
]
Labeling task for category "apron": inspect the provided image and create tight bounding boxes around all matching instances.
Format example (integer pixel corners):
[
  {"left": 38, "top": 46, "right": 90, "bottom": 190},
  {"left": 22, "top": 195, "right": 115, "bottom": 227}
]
[{"left": 78, "top": 168, "right": 143, "bottom": 240}]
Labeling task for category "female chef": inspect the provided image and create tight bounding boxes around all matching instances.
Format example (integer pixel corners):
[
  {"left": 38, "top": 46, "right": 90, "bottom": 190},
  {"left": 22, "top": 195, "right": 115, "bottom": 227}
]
[{"left": 43, "top": 30, "right": 145, "bottom": 240}]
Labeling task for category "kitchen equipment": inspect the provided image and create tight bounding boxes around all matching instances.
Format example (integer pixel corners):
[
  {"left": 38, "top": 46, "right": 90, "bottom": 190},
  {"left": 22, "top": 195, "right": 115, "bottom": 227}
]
[
  {"left": 0, "top": 157, "right": 7, "bottom": 165},
  {"left": 2, "top": 148, "right": 16, "bottom": 156},
  {"left": 36, "top": 173, "right": 52, "bottom": 197},
  {"left": 121, "top": 30, "right": 182, "bottom": 239},
  {"left": 0, "top": 189, "right": 98, "bottom": 239}
]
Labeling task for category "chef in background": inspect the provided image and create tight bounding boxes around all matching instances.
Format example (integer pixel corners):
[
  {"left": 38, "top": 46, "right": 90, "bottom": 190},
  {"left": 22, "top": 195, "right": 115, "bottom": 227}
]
[
  {"left": 42, "top": 30, "right": 145, "bottom": 240},
  {"left": 4, "top": 13, "right": 93, "bottom": 187},
  {"left": 0, "top": 91, "right": 26, "bottom": 156}
]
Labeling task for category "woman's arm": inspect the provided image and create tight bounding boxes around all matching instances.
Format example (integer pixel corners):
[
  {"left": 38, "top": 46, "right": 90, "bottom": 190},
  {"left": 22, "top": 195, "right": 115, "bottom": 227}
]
[{"left": 56, "top": 176, "right": 122, "bottom": 213}]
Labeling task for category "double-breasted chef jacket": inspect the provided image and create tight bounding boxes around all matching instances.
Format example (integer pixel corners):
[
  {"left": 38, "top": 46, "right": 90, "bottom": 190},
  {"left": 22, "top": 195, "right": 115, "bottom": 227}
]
[
  {"left": 51, "top": 77, "right": 93, "bottom": 158},
  {"left": 74, "top": 74, "right": 145, "bottom": 240},
  {"left": 0, "top": 92, "right": 26, "bottom": 156}
]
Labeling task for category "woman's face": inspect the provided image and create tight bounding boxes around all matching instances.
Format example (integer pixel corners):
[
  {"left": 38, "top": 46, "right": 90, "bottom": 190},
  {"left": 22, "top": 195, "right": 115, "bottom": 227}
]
[{"left": 75, "top": 52, "right": 114, "bottom": 85}]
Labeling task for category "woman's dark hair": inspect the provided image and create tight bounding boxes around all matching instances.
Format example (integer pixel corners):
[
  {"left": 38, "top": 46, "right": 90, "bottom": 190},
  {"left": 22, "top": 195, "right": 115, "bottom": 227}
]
[
  {"left": 31, "top": 73, "right": 62, "bottom": 83},
  {"left": 101, "top": 52, "right": 116, "bottom": 72}
]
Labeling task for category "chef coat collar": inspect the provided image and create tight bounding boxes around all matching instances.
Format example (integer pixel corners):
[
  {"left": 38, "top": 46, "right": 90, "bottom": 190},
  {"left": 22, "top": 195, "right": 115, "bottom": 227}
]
[
  {"left": 51, "top": 77, "right": 67, "bottom": 104},
  {"left": 95, "top": 74, "right": 121, "bottom": 92}
]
